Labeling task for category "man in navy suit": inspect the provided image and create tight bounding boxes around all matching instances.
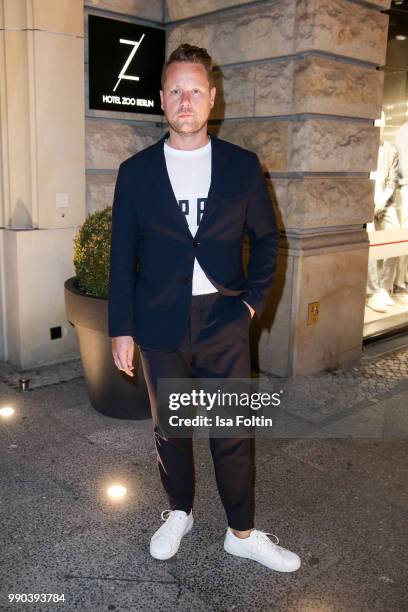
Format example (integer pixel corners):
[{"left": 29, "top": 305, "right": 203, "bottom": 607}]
[{"left": 108, "top": 43, "right": 300, "bottom": 572}]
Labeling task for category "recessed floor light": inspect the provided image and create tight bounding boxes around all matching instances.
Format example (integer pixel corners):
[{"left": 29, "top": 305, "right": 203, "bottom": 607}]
[
  {"left": 0, "top": 406, "right": 15, "bottom": 418},
  {"left": 107, "top": 484, "right": 127, "bottom": 499}
]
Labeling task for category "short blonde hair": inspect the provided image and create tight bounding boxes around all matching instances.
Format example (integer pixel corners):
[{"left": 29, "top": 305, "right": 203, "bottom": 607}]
[{"left": 161, "top": 43, "right": 214, "bottom": 88}]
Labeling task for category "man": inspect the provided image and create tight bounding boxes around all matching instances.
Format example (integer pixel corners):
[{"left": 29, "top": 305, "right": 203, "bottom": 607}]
[{"left": 108, "top": 43, "right": 301, "bottom": 572}]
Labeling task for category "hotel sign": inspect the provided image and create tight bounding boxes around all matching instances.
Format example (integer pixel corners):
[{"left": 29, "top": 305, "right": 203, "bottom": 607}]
[{"left": 88, "top": 15, "right": 165, "bottom": 115}]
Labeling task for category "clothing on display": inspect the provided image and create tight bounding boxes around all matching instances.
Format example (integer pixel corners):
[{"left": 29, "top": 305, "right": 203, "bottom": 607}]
[
  {"left": 394, "top": 121, "right": 408, "bottom": 292},
  {"left": 373, "top": 139, "right": 399, "bottom": 219},
  {"left": 366, "top": 139, "right": 400, "bottom": 312},
  {"left": 395, "top": 121, "right": 408, "bottom": 187}
]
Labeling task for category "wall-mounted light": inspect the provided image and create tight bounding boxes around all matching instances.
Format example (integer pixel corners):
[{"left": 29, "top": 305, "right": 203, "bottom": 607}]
[{"left": 395, "top": 35, "right": 407, "bottom": 40}]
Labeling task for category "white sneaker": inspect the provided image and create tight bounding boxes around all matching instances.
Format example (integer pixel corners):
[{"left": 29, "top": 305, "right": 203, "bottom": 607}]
[
  {"left": 367, "top": 293, "right": 387, "bottom": 313},
  {"left": 379, "top": 288, "right": 395, "bottom": 306},
  {"left": 224, "top": 527, "right": 301, "bottom": 572},
  {"left": 150, "top": 509, "right": 193, "bottom": 560}
]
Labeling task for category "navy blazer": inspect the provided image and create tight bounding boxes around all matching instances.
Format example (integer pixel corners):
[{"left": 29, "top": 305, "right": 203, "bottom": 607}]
[{"left": 108, "top": 132, "right": 279, "bottom": 350}]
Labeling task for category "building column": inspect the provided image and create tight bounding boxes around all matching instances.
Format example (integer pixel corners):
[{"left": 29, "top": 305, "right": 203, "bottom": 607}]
[{"left": 0, "top": 0, "right": 85, "bottom": 367}]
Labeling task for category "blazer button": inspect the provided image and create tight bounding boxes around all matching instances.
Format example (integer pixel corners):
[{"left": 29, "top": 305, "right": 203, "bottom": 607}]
[
  {"left": 192, "top": 239, "right": 200, "bottom": 247},
  {"left": 184, "top": 277, "right": 191, "bottom": 283}
]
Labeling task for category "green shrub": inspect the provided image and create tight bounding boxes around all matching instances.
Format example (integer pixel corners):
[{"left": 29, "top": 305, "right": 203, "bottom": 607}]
[{"left": 73, "top": 206, "right": 112, "bottom": 299}]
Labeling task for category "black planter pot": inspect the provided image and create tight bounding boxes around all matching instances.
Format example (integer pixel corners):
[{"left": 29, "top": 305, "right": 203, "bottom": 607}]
[{"left": 64, "top": 277, "right": 150, "bottom": 420}]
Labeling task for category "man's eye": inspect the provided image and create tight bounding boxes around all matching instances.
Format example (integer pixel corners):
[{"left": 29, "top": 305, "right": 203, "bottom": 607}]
[
  {"left": 192, "top": 89, "right": 200, "bottom": 94},
  {"left": 171, "top": 89, "right": 180, "bottom": 94}
]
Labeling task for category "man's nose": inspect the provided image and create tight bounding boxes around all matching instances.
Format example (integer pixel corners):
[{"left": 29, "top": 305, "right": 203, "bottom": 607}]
[{"left": 179, "top": 91, "right": 192, "bottom": 105}]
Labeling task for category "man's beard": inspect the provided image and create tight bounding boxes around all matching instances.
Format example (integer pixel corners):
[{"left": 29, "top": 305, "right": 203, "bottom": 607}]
[{"left": 167, "top": 113, "right": 207, "bottom": 134}]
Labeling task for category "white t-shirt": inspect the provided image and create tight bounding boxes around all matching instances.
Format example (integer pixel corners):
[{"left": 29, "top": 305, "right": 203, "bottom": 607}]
[{"left": 163, "top": 137, "right": 218, "bottom": 295}]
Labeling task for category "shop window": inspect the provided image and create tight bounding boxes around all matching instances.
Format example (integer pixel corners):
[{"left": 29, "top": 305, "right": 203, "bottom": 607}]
[{"left": 364, "top": 0, "right": 408, "bottom": 337}]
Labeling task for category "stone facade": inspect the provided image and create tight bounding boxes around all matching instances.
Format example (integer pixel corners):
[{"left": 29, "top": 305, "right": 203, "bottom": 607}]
[
  {"left": 167, "top": 0, "right": 388, "bottom": 65},
  {"left": 212, "top": 57, "right": 384, "bottom": 120},
  {"left": 84, "top": 0, "right": 164, "bottom": 22},
  {"left": 166, "top": 0, "right": 391, "bottom": 375},
  {"left": 165, "top": 0, "right": 390, "bottom": 21}
]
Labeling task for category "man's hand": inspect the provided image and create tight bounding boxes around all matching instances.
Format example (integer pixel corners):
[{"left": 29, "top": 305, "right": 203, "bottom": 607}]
[
  {"left": 112, "top": 336, "right": 135, "bottom": 377},
  {"left": 242, "top": 300, "right": 255, "bottom": 319}
]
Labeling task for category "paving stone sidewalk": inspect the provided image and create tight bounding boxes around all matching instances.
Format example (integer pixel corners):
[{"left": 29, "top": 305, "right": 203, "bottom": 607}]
[{"left": 1, "top": 347, "right": 407, "bottom": 611}]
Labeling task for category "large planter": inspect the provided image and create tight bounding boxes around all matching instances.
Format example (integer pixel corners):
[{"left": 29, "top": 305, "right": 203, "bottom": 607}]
[{"left": 64, "top": 276, "right": 150, "bottom": 420}]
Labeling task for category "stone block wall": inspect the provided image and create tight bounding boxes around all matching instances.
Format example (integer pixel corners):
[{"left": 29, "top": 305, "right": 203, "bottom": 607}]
[{"left": 166, "top": 0, "right": 390, "bottom": 375}]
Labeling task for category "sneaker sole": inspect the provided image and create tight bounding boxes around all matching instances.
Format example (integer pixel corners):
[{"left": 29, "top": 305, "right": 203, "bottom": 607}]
[
  {"left": 224, "top": 540, "right": 301, "bottom": 572},
  {"left": 150, "top": 519, "right": 194, "bottom": 560}
]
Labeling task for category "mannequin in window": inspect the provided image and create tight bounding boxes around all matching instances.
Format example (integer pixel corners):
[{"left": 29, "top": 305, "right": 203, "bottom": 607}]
[{"left": 366, "top": 111, "right": 400, "bottom": 313}]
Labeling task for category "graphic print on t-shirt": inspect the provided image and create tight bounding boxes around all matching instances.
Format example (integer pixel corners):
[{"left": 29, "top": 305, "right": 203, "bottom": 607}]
[{"left": 178, "top": 195, "right": 207, "bottom": 234}]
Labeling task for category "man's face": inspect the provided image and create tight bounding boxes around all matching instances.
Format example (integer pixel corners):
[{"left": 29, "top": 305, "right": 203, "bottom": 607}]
[{"left": 160, "top": 61, "right": 216, "bottom": 135}]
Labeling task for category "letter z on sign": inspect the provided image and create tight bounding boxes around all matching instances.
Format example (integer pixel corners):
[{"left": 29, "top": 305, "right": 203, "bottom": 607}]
[{"left": 113, "top": 34, "right": 145, "bottom": 92}]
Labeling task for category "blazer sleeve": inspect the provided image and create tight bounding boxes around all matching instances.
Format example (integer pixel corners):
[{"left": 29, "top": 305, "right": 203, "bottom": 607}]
[
  {"left": 108, "top": 162, "right": 142, "bottom": 337},
  {"left": 242, "top": 154, "right": 280, "bottom": 317}
]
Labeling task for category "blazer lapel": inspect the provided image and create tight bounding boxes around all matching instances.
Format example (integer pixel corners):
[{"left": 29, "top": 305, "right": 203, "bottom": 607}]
[
  {"left": 148, "top": 133, "right": 192, "bottom": 239},
  {"left": 195, "top": 132, "right": 231, "bottom": 238}
]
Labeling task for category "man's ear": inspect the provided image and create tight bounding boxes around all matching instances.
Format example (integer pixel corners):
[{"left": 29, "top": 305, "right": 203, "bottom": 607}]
[
  {"left": 159, "top": 89, "right": 164, "bottom": 110},
  {"left": 210, "top": 86, "right": 216, "bottom": 108}
]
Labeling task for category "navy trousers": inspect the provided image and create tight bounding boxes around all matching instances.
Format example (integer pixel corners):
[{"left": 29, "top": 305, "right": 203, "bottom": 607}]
[{"left": 138, "top": 291, "right": 255, "bottom": 531}]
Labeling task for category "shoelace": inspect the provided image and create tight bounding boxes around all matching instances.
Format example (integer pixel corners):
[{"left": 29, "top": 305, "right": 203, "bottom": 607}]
[
  {"left": 161, "top": 509, "right": 172, "bottom": 521},
  {"left": 159, "top": 509, "right": 184, "bottom": 537},
  {"left": 253, "top": 530, "right": 281, "bottom": 554}
]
